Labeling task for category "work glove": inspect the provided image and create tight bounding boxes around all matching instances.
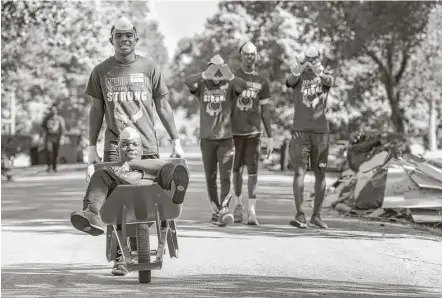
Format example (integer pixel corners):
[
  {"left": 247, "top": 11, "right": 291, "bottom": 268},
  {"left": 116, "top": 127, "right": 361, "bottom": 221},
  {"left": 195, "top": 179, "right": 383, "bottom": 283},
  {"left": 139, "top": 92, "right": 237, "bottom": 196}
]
[
  {"left": 290, "top": 57, "right": 305, "bottom": 76},
  {"left": 87, "top": 145, "right": 101, "bottom": 165},
  {"left": 171, "top": 139, "right": 185, "bottom": 158},
  {"left": 86, "top": 145, "right": 101, "bottom": 183}
]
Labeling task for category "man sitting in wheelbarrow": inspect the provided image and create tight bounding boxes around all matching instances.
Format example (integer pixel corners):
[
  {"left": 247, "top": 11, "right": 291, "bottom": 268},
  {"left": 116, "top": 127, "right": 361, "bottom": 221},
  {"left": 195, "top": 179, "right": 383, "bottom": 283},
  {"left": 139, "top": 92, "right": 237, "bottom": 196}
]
[{"left": 70, "top": 127, "right": 189, "bottom": 237}]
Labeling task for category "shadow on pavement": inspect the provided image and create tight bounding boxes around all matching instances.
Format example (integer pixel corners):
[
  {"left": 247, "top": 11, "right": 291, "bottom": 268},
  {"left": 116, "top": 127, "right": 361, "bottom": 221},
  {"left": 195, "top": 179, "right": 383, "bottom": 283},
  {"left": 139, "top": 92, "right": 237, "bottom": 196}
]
[
  {"left": 2, "top": 218, "right": 441, "bottom": 243},
  {"left": 2, "top": 263, "right": 441, "bottom": 298}
]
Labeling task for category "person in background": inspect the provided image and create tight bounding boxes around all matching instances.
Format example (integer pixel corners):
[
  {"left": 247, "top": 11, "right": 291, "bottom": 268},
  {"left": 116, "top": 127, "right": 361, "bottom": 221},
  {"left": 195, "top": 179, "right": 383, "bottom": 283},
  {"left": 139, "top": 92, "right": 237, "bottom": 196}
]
[
  {"left": 184, "top": 54, "right": 247, "bottom": 227},
  {"left": 285, "top": 46, "right": 335, "bottom": 229},
  {"left": 41, "top": 104, "right": 66, "bottom": 172},
  {"left": 230, "top": 41, "right": 273, "bottom": 226}
]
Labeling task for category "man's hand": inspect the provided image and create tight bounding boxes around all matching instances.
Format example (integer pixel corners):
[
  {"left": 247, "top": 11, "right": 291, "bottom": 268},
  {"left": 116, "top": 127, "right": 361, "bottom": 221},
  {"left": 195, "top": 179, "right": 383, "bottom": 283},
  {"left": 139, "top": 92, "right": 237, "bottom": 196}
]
[
  {"left": 202, "top": 64, "right": 219, "bottom": 80},
  {"left": 290, "top": 58, "right": 305, "bottom": 76},
  {"left": 87, "top": 145, "right": 101, "bottom": 165},
  {"left": 86, "top": 164, "right": 95, "bottom": 183},
  {"left": 171, "top": 139, "right": 184, "bottom": 158},
  {"left": 266, "top": 137, "right": 274, "bottom": 158},
  {"left": 310, "top": 61, "right": 325, "bottom": 77}
]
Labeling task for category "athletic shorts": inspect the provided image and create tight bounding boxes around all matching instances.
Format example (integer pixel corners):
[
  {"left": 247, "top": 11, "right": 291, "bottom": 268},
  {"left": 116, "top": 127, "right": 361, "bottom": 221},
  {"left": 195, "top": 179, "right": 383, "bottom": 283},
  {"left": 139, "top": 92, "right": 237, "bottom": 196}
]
[
  {"left": 289, "top": 131, "right": 329, "bottom": 174},
  {"left": 233, "top": 134, "right": 261, "bottom": 174}
]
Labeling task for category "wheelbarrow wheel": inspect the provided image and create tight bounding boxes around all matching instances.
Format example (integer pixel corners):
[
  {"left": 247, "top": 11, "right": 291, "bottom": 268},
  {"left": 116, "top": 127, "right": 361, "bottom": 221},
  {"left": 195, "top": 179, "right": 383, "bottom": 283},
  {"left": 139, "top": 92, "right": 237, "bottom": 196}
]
[{"left": 136, "top": 223, "right": 151, "bottom": 283}]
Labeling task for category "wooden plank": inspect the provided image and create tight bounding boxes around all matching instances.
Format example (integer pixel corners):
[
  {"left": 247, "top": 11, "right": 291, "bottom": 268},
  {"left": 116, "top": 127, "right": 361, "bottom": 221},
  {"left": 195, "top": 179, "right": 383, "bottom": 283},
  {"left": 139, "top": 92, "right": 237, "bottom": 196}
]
[
  {"left": 383, "top": 167, "right": 419, "bottom": 199},
  {"left": 383, "top": 188, "right": 442, "bottom": 209},
  {"left": 409, "top": 171, "right": 442, "bottom": 190},
  {"left": 416, "top": 162, "right": 442, "bottom": 183},
  {"left": 382, "top": 195, "right": 405, "bottom": 209},
  {"left": 385, "top": 198, "right": 442, "bottom": 209},
  {"left": 404, "top": 189, "right": 442, "bottom": 201},
  {"left": 411, "top": 209, "right": 442, "bottom": 223}
]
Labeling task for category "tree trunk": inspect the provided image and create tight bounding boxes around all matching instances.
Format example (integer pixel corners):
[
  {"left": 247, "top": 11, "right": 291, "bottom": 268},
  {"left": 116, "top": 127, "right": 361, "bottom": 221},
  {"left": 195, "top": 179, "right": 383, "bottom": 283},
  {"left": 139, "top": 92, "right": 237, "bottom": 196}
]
[
  {"left": 385, "top": 83, "right": 406, "bottom": 134},
  {"left": 428, "top": 97, "right": 438, "bottom": 151}
]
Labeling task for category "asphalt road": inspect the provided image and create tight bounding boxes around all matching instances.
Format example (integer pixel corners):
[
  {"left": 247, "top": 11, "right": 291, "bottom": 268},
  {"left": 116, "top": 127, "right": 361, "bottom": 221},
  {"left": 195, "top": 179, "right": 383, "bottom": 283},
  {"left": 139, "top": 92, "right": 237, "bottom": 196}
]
[{"left": 2, "top": 154, "right": 442, "bottom": 298}]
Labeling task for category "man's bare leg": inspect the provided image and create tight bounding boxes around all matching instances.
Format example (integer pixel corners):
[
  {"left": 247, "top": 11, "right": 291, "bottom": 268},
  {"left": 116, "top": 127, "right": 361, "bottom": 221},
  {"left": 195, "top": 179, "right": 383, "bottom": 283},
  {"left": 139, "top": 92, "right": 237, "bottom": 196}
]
[{"left": 289, "top": 165, "right": 308, "bottom": 228}]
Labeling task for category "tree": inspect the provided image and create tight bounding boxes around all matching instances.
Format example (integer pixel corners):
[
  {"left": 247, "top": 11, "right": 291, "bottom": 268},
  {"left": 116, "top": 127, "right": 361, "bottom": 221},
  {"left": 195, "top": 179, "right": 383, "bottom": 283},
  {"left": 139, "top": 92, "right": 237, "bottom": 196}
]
[
  {"left": 169, "top": 2, "right": 342, "bottom": 133},
  {"left": 1, "top": 0, "right": 168, "bottom": 135},
  {"left": 401, "top": 5, "right": 442, "bottom": 150},
  {"left": 281, "top": 1, "right": 437, "bottom": 134}
]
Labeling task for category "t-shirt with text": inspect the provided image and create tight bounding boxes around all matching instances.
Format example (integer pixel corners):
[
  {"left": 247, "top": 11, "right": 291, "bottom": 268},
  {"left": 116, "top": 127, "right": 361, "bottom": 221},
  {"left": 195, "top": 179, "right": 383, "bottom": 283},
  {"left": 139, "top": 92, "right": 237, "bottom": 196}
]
[
  {"left": 231, "top": 69, "right": 270, "bottom": 135},
  {"left": 286, "top": 71, "right": 332, "bottom": 133},
  {"left": 85, "top": 55, "right": 169, "bottom": 155},
  {"left": 191, "top": 80, "right": 237, "bottom": 139}
]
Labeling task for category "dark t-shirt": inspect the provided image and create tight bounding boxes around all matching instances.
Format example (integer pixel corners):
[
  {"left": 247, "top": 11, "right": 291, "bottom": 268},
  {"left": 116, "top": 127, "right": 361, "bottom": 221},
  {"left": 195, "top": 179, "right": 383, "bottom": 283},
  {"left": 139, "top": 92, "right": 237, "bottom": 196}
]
[
  {"left": 43, "top": 114, "right": 65, "bottom": 136},
  {"left": 286, "top": 70, "right": 333, "bottom": 133},
  {"left": 85, "top": 55, "right": 169, "bottom": 155},
  {"left": 231, "top": 69, "right": 270, "bottom": 135},
  {"left": 191, "top": 79, "right": 238, "bottom": 139}
]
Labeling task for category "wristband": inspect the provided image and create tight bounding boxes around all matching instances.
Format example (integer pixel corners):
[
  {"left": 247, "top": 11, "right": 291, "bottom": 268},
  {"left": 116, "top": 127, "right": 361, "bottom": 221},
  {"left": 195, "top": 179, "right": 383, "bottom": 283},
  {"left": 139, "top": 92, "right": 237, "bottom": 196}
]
[{"left": 172, "top": 139, "right": 181, "bottom": 145}]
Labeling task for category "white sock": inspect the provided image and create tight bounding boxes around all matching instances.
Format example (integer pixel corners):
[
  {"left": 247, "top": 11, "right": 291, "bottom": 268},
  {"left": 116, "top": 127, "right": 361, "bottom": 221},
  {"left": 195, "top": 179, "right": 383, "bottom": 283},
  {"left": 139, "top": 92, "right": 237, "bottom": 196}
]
[
  {"left": 235, "top": 194, "right": 243, "bottom": 206},
  {"left": 248, "top": 198, "right": 257, "bottom": 212}
]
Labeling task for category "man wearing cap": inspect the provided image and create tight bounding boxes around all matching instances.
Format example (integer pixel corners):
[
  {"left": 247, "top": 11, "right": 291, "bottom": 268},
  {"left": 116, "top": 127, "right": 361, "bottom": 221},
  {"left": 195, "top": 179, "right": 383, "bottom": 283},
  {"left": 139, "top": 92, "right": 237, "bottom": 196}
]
[
  {"left": 70, "top": 127, "right": 189, "bottom": 274},
  {"left": 231, "top": 41, "right": 273, "bottom": 226},
  {"left": 83, "top": 17, "right": 184, "bottom": 275},
  {"left": 285, "top": 46, "right": 335, "bottom": 229},
  {"left": 184, "top": 54, "right": 247, "bottom": 227}
]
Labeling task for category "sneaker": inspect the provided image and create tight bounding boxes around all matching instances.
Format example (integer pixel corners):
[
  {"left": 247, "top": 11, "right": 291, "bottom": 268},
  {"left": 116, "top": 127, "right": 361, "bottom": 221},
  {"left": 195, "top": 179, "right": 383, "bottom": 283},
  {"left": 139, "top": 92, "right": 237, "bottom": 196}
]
[
  {"left": 70, "top": 210, "right": 105, "bottom": 236},
  {"left": 289, "top": 212, "right": 307, "bottom": 228},
  {"left": 209, "top": 213, "right": 219, "bottom": 225},
  {"left": 112, "top": 251, "right": 129, "bottom": 276},
  {"left": 171, "top": 164, "right": 189, "bottom": 205},
  {"left": 233, "top": 204, "right": 244, "bottom": 223},
  {"left": 310, "top": 215, "right": 328, "bottom": 229},
  {"left": 218, "top": 208, "right": 234, "bottom": 227},
  {"left": 246, "top": 209, "right": 259, "bottom": 226}
]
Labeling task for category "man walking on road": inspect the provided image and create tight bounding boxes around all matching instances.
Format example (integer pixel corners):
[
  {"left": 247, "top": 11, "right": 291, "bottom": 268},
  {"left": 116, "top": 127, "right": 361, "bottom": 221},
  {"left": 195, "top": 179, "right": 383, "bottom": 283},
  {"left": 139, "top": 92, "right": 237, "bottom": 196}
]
[
  {"left": 83, "top": 17, "right": 184, "bottom": 276},
  {"left": 231, "top": 42, "right": 273, "bottom": 226},
  {"left": 184, "top": 54, "right": 247, "bottom": 227},
  {"left": 41, "top": 104, "right": 65, "bottom": 172},
  {"left": 285, "top": 46, "right": 335, "bottom": 229}
]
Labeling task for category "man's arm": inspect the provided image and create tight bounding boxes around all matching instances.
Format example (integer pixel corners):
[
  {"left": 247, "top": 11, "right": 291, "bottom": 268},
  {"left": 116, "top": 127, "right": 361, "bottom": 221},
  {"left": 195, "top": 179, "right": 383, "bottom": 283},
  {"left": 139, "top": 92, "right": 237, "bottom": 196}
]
[
  {"left": 118, "top": 170, "right": 144, "bottom": 184},
  {"left": 286, "top": 74, "right": 300, "bottom": 88},
  {"left": 261, "top": 104, "right": 272, "bottom": 138},
  {"left": 232, "top": 75, "right": 248, "bottom": 94},
  {"left": 59, "top": 116, "right": 66, "bottom": 135},
  {"left": 155, "top": 95, "right": 179, "bottom": 140},
  {"left": 128, "top": 159, "right": 167, "bottom": 175},
  {"left": 88, "top": 97, "right": 105, "bottom": 146},
  {"left": 260, "top": 79, "right": 272, "bottom": 137},
  {"left": 184, "top": 73, "right": 203, "bottom": 93},
  {"left": 319, "top": 69, "right": 335, "bottom": 87}
]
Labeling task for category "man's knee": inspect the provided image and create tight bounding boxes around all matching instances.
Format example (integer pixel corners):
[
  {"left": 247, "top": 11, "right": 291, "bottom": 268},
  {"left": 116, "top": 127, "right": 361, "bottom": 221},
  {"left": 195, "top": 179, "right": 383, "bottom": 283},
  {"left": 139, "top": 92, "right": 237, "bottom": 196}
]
[
  {"left": 313, "top": 169, "right": 326, "bottom": 181},
  {"left": 293, "top": 165, "right": 306, "bottom": 178},
  {"left": 246, "top": 164, "right": 258, "bottom": 175}
]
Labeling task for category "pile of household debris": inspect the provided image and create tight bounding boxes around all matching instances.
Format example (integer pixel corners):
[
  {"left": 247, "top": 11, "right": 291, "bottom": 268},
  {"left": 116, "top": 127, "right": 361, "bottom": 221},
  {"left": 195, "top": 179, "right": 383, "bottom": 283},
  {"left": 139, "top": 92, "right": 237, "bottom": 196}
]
[{"left": 325, "top": 132, "right": 442, "bottom": 228}]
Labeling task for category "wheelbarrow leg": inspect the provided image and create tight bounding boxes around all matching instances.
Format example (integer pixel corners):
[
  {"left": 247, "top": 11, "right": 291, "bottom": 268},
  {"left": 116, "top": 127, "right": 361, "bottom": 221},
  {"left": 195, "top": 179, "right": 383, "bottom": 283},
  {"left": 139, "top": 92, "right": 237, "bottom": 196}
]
[{"left": 112, "top": 205, "right": 131, "bottom": 264}]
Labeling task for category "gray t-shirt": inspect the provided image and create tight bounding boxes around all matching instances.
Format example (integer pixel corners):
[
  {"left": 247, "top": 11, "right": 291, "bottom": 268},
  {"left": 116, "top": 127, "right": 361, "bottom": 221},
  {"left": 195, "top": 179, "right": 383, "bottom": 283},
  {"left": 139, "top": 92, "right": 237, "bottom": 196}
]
[
  {"left": 191, "top": 79, "right": 238, "bottom": 139},
  {"left": 286, "top": 69, "right": 334, "bottom": 133},
  {"left": 85, "top": 55, "right": 169, "bottom": 155}
]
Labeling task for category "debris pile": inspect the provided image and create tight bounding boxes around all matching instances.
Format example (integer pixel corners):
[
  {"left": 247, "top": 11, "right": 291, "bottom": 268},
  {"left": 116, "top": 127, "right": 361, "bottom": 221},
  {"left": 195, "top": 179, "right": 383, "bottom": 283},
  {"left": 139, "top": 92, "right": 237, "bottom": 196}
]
[{"left": 325, "top": 132, "right": 442, "bottom": 228}]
